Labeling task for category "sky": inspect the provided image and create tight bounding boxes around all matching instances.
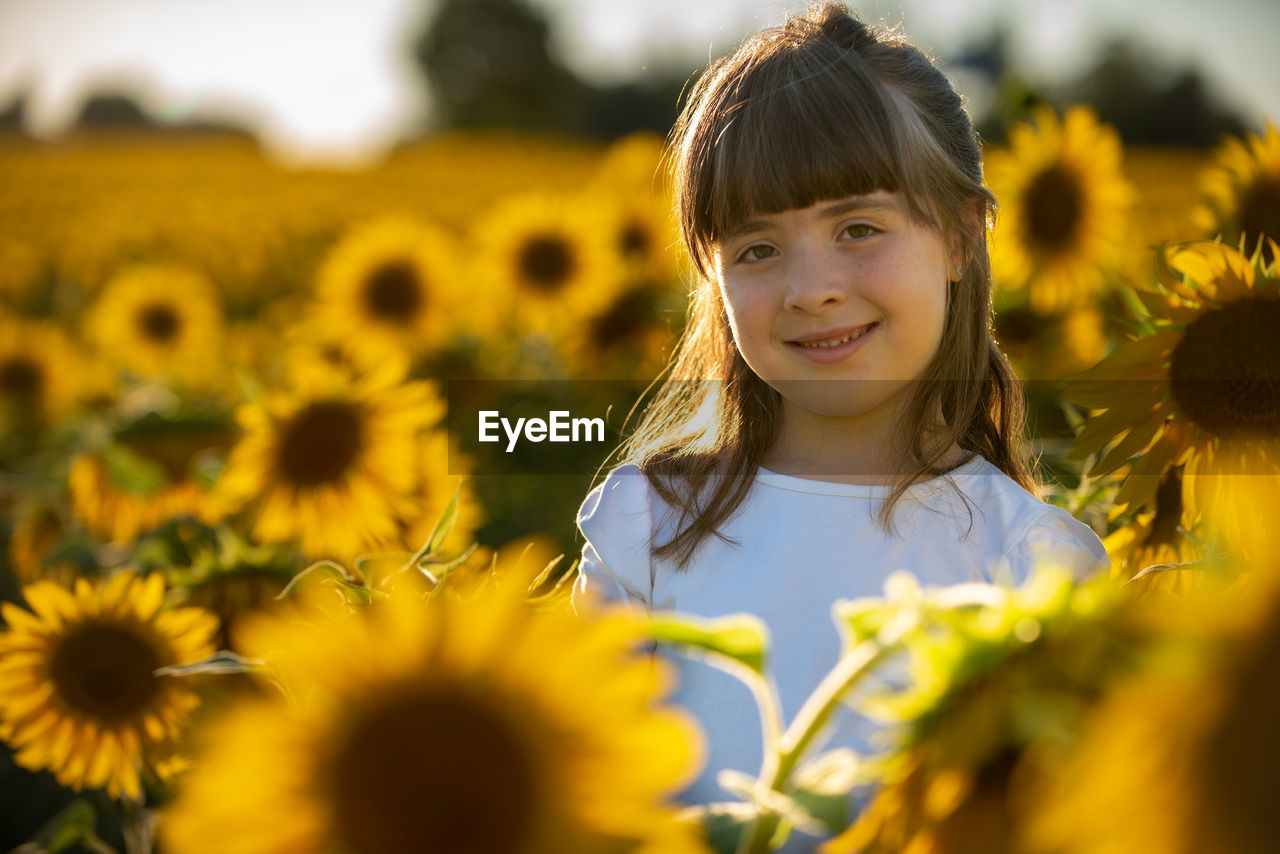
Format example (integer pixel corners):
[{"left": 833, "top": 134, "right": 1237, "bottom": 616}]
[{"left": 0, "top": 0, "right": 1276, "bottom": 166}]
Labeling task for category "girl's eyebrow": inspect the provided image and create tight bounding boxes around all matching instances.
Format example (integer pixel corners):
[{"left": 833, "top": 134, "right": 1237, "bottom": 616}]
[{"left": 722, "top": 195, "right": 901, "bottom": 241}]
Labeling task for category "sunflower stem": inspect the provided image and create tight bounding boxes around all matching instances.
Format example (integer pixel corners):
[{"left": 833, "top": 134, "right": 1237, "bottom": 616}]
[
  {"left": 736, "top": 628, "right": 910, "bottom": 854},
  {"left": 745, "top": 671, "right": 784, "bottom": 780},
  {"left": 120, "top": 799, "right": 154, "bottom": 854}
]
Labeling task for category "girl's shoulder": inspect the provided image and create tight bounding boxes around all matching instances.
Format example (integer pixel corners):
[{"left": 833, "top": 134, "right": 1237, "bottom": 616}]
[
  {"left": 578, "top": 465, "right": 653, "bottom": 540},
  {"left": 576, "top": 465, "right": 658, "bottom": 607},
  {"left": 946, "top": 457, "right": 1109, "bottom": 582}
]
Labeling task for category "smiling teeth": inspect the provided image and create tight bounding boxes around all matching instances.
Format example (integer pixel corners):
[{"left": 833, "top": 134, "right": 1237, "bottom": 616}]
[{"left": 797, "top": 326, "right": 873, "bottom": 348}]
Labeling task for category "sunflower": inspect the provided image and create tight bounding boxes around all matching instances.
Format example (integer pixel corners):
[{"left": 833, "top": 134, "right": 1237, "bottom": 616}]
[
  {"left": 215, "top": 361, "right": 444, "bottom": 562},
  {"left": 1100, "top": 466, "right": 1211, "bottom": 598},
  {"left": 823, "top": 571, "right": 1138, "bottom": 854},
  {"left": 69, "top": 413, "right": 232, "bottom": 545},
  {"left": 0, "top": 572, "right": 218, "bottom": 800},
  {"left": 1196, "top": 122, "right": 1280, "bottom": 264},
  {"left": 0, "top": 315, "right": 81, "bottom": 430},
  {"left": 8, "top": 501, "right": 86, "bottom": 587},
  {"left": 1066, "top": 240, "right": 1280, "bottom": 531},
  {"left": 470, "top": 192, "right": 625, "bottom": 337},
  {"left": 589, "top": 134, "right": 684, "bottom": 286},
  {"left": 988, "top": 105, "right": 1135, "bottom": 313},
  {"left": 312, "top": 216, "right": 461, "bottom": 366},
  {"left": 1023, "top": 558, "right": 1280, "bottom": 854},
  {"left": 160, "top": 574, "right": 709, "bottom": 854},
  {"left": 992, "top": 299, "right": 1108, "bottom": 381},
  {"left": 281, "top": 313, "right": 412, "bottom": 387},
  {"left": 86, "top": 263, "right": 225, "bottom": 387},
  {"left": 591, "top": 132, "right": 670, "bottom": 197},
  {"left": 562, "top": 283, "right": 680, "bottom": 378}
]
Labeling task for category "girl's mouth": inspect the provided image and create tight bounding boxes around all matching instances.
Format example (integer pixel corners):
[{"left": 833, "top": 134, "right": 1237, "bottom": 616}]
[
  {"left": 789, "top": 323, "right": 878, "bottom": 348},
  {"left": 786, "top": 322, "right": 878, "bottom": 362}
]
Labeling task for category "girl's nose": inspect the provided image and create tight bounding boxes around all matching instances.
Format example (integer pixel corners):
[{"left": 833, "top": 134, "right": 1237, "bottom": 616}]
[{"left": 782, "top": 255, "right": 847, "bottom": 313}]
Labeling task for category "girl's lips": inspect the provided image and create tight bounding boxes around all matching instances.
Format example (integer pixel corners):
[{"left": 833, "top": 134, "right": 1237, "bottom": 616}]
[{"left": 785, "top": 322, "right": 878, "bottom": 363}]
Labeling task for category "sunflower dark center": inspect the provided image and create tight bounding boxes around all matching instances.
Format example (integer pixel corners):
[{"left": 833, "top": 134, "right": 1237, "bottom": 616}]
[
  {"left": 517, "top": 235, "right": 574, "bottom": 293},
  {"left": 1168, "top": 299, "right": 1280, "bottom": 439},
  {"left": 137, "top": 303, "right": 181, "bottom": 344},
  {"left": 49, "top": 621, "right": 161, "bottom": 721},
  {"left": 363, "top": 260, "right": 424, "bottom": 322},
  {"left": 277, "top": 401, "right": 364, "bottom": 487},
  {"left": 329, "top": 690, "right": 539, "bottom": 854},
  {"left": 590, "top": 288, "right": 650, "bottom": 351},
  {"left": 1023, "top": 165, "right": 1084, "bottom": 251},
  {"left": 620, "top": 221, "right": 651, "bottom": 258},
  {"left": 0, "top": 357, "right": 42, "bottom": 401},
  {"left": 1238, "top": 176, "right": 1280, "bottom": 265}
]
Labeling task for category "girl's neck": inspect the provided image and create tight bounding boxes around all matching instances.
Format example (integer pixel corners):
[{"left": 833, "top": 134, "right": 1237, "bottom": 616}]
[{"left": 761, "top": 402, "right": 963, "bottom": 485}]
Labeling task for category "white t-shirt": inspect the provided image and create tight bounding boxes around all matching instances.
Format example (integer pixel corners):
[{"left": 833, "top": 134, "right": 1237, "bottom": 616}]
[{"left": 574, "top": 455, "right": 1108, "bottom": 822}]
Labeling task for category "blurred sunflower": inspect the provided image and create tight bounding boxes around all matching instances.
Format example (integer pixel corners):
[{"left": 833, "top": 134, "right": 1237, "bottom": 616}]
[
  {"left": 1066, "top": 241, "right": 1280, "bottom": 527},
  {"left": 215, "top": 362, "right": 444, "bottom": 562},
  {"left": 592, "top": 132, "right": 669, "bottom": 196},
  {"left": 589, "top": 135, "right": 683, "bottom": 287},
  {"left": 313, "top": 217, "right": 460, "bottom": 365},
  {"left": 179, "top": 568, "right": 293, "bottom": 651},
  {"left": 823, "top": 571, "right": 1137, "bottom": 854},
  {"left": 601, "top": 191, "right": 683, "bottom": 287},
  {"left": 1024, "top": 561, "right": 1280, "bottom": 854},
  {"left": 8, "top": 501, "right": 85, "bottom": 587},
  {"left": 470, "top": 192, "right": 624, "bottom": 336},
  {"left": 988, "top": 106, "right": 1135, "bottom": 313},
  {"left": 0, "top": 572, "right": 218, "bottom": 800},
  {"left": 0, "top": 315, "right": 81, "bottom": 429},
  {"left": 69, "top": 413, "right": 232, "bottom": 545},
  {"left": 160, "top": 575, "right": 708, "bottom": 854},
  {"left": 1102, "top": 467, "right": 1208, "bottom": 597},
  {"left": 87, "top": 264, "right": 225, "bottom": 386},
  {"left": 992, "top": 300, "right": 1108, "bottom": 381},
  {"left": 563, "top": 284, "right": 678, "bottom": 378},
  {"left": 281, "top": 313, "right": 411, "bottom": 386},
  {"left": 1196, "top": 122, "right": 1280, "bottom": 264}
]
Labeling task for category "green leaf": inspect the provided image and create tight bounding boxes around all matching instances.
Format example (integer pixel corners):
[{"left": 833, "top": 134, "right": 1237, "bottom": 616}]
[
  {"left": 101, "top": 442, "right": 168, "bottom": 496},
  {"left": 25, "top": 799, "right": 103, "bottom": 854},
  {"left": 687, "top": 803, "right": 760, "bottom": 854},
  {"left": 831, "top": 597, "right": 895, "bottom": 648},
  {"left": 419, "top": 542, "right": 478, "bottom": 587},
  {"left": 788, "top": 749, "right": 861, "bottom": 834},
  {"left": 648, "top": 612, "right": 769, "bottom": 676},
  {"left": 355, "top": 552, "right": 413, "bottom": 588},
  {"left": 417, "top": 481, "right": 462, "bottom": 563},
  {"left": 276, "top": 561, "right": 355, "bottom": 600}
]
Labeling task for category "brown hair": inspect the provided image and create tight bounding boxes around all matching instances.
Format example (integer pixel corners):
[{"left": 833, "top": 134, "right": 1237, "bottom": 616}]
[{"left": 617, "top": 1, "right": 1032, "bottom": 568}]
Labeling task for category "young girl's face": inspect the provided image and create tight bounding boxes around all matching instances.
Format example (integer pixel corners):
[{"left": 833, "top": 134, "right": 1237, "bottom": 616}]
[{"left": 713, "top": 190, "right": 959, "bottom": 426}]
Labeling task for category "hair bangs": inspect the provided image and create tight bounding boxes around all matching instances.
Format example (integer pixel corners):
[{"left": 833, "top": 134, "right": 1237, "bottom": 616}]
[{"left": 696, "top": 49, "right": 913, "bottom": 255}]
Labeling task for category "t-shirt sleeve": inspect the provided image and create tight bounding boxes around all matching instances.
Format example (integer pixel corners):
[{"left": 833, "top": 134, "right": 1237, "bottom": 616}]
[
  {"left": 574, "top": 465, "right": 654, "bottom": 614},
  {"left": 995, "top": 504, "right": 1110, "bottom": 586}
]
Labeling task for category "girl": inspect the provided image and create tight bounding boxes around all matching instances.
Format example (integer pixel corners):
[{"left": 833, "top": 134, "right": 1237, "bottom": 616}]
[{"left": 575, "top": 0, "right": 1108, "bottom": 827}]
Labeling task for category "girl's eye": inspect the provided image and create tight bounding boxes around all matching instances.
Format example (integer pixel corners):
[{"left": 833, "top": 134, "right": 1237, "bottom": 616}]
[
  {"left": 841, "top": 223, "right": 877, "bottom": 239},
  {"left": 735, "top": 244, "right": 778, "bottom": 264}
]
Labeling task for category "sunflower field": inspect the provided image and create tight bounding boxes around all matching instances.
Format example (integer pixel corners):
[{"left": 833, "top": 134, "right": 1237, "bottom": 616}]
[{"left": 1, "top": 107, "right": 1279, "bottom": 853}]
